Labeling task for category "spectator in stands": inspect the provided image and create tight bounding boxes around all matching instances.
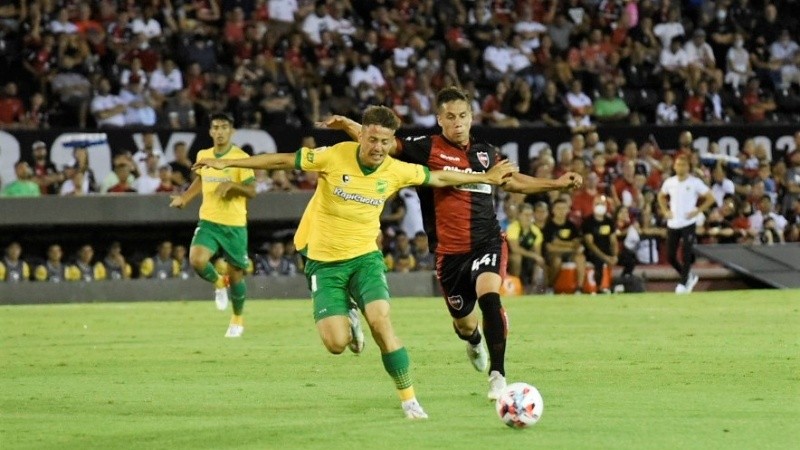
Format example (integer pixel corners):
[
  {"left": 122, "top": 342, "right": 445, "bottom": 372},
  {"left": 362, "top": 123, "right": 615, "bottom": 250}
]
[
  {"left": 119, "top": 57, "right": 148, "bottom": 89},
  {"left": 593, "top": 81, "right": 632, "bottom": 124},
  {"left": 749, "top": 194, "right": 789, "bottom": 236},
  {"left": 173, "top": 244, "right": 193, "bottom": 279},
  {"left": 155, "top": 165, "right": 177, "bottom": 193},
  {"left": 787, "top": 197, "right": 800, "bottom": 242},
  {"left": 1, "top": 242, "right": 30, "bottom": 282},
  {"left": 565, "top": 79, "right": 594, "bottom": 132},
  {"left": 91, "top": 77, "right": 127, "bottom": 129},
  {"left": 711, "top": 163, "right": 736, "bottom": 207},
  {"left": 660, "top": 37, "right": 690, "bottom": 86},
  {"left": 102, "top": 241, "right": 131, "bottom": 280},
  {"left": 582, "top": 195, "right": 617, "bottom": 293},
  {"left": 1, "top": 161, "right": 41, "bottom": 197},
  {"left": 165, "top": 89, "right": 197, "bottom": 129},
  {"left": 103, "top": 154, "right": 138, "bottom": 194},
  {"left": 543, "top": 198, "right": 586, "bottom": 293},
  {"left": 119, "top": 78, "right": 157, "bottom": 127},
  {"left": 270, "top": 169, "right": 298, "bottom": 192},
  {"left": 28, "top": 141, "right": 62, "bottom": 195},
  {"left": 254, "top": 241, "right": 297, "bottom": 276},
  {"left": 134, "top": 153, "right": 162, "bottom": 194},
  {"left": 572, "top": 171, "right": 610, "bottom": 224},
  {"left": 653, "top": 7, "right": 684, "bottom": 49},
  {"left": 655, "top": 88, "right": 680, "bottom": 126},
  {"left": 140, "top": 241, "right": 179, "bottom": 280},
  {"left": 133, "top": 132, "right": 164, "bottom": 176},
  {"left": 759, "top": 217, "right": 785, "bottom": 244},
  {"left": 725, "top": 32, "right": 753, "bottom": 91},
  {"left": 741, "top": 77, "right": 777, "bottom": 123},
  {"left": 34, "top": 244, "right": 68, "bottom": 282},
  {"left": 390, "top": 231, "right": 416, "bottom": 271},
  {"left": 623, "top": 205, "right": 666, "bottom": 268},
  {"left": 784, "top": 146, "right": 800, "bottom": 213},
  {"left": 0, "top": 82, "right": 25, "bottom": 127},
  {"left": 770, "top": 29, "right": 800, "bottom": 90},
  {"left": 67, "top": 244, "right": 106, "bottom": 282},
  {"left": 411, "top": 232, "right": 435, "bottom": 272},
  {"left": 169, "top": 141, "right": 194, "bottom": 188},
  {"left": 684, "top": 29, "right": 720, "bottom": 87},
  {"left": 507, "top": 203, "right": 546, "bottom": 291},
  {"left": 535, "top": 80, "right": 568, "bottom": 126},
  {"left": 699, "top": 208, "right": 739, "bottom": 245}
]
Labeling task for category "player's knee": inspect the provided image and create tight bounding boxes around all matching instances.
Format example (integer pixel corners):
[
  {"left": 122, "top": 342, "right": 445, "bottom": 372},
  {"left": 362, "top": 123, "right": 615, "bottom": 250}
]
[
  {"left": 188, "top": 252, "right": 208, "bottom": 270},
  {"left": 322, "top": 339, "right": 347, "bottom": 354}
]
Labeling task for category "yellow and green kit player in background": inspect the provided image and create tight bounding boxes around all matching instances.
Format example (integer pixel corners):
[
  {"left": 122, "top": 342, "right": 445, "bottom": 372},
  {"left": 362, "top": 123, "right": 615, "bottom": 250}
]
[
  {"left": 170, "top": 113, "right": 256, "bottom": 338},
  {"left": 195, "top": 106, "right": 517, "bottom": 419}
]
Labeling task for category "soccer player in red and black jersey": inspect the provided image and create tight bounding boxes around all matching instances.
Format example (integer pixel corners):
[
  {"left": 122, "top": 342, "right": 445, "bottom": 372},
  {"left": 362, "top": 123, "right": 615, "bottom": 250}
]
[{"left": 323, "top": 87, "right": 583, "bottom": 399}]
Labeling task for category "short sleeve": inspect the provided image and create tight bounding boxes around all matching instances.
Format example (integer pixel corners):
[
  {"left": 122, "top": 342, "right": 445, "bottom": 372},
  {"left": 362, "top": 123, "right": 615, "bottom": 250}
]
[
  {"left": 396, "top": 160, "right": 429, "bottom": 187},
  {"left": 506, "top": 222, "right": 521, "bottom": 240},
  {"left": 297, "top": 144, "right": 337, "bottom": 173},
  {"left": 396, "top": 136, "right": 432, "bottom": 165},
  {"left": 694, "top": 177, "right": 710, "bottom": 195}
]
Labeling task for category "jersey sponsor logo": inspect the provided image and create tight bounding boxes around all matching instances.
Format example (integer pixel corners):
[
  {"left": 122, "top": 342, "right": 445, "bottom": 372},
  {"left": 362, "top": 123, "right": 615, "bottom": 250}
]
[
  {"left": 558, "top": 229, "right": 573, "bottom": 239},
  {"left": 599, "top": 224, "right": 611, "bottom": 235},
  {"left": 342, "top": 174, "right": 350, "bottom": 183},
  {"left": 376, "top": 180, "right": 388, "bottom": 194},
  {"left": 441, "top": 166, "right": 492, "bottom": 194},
  {"left": 203, "top": 176, "right": 233, "bottom": 183},
  {"left": 447, "top": 295, "right": 464, "bottom": 310},
  {"left": 477, "top": 151, "right": 490, "bottom": 168},
  {"left": 306, "top": 151, "right": 315, "bottom": 163},
  {"left": 333, "top": 187, "right": 384, "bottom": 206},
  {"left": 438, "top": 153, "right": 461, "bottom": 162}
]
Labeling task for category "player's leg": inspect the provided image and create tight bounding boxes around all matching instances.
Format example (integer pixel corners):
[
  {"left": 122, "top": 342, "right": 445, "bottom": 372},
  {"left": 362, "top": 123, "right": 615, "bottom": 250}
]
[
  {"left": 574, "top": 251, "right": 587, "bottom": 292},
  {"left": 438, "top": 254, "right": 487, "bottom": 373},
  {"left": 306, "top": 258, "right": 354, "bottom": 354},
  {"left": 472, "top": 240, "right": 509, "bottom": 400},
  {"left": 353, "top": 252, "right": 427, "bottom": 419},
  {"left": 220, "top": 225, "right": 250, "bottom": 336},
  {"left": 189, "top": 221, "right": 228, "bottom": 309}
]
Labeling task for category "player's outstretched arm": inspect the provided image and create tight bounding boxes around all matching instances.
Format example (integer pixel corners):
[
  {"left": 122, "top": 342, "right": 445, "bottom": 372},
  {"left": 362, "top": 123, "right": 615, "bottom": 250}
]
[
  {"left": 170, "top": 177, "right": 202, "bottom": 208},
  {"left": 503, "top": 171, "right": 583, "bottom": 195},
  {"left": 193, "top": 153, "right": 296, "bottom": 171},
  {"left": 426, "top": 160, "right": 518, "bottom": 187}
]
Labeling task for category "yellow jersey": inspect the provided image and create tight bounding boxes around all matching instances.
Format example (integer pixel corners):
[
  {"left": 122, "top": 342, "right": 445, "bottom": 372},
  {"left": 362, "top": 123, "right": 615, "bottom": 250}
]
[
  {"left": 506, "top": 221, "right": 544, "bottom": 252},
  {"left": 195, "top": 145, "right": 255, "bottom": 226},
  {"left": 294, "top": 142, "right": 429, "bottom": 262}
]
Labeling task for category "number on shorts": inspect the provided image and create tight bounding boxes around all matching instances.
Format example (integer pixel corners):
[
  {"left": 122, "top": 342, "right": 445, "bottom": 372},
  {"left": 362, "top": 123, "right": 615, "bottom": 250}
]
[
  {"left": 311, "top": 274, "right": 317, "bottom": 292},
  {"left": 471, "top": 253, "right": 497, "bottom": 271}
]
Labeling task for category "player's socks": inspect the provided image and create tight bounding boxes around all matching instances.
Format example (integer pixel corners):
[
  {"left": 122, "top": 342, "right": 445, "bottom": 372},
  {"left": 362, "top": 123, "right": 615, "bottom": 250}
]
[
  {"left": 478, "top": 293, "right": 508, "bottom": 376},
  {"left": 230, "top": 314, "right": 243, "bottom": 326},
  {"left": 453, "top": 323, "right": 482, "bottom": 346},
  {"left": 230, "top": 279, "right": 246, "bottom": 315},
  {"left": 381, "top": 347, "right": 413, "bottom": 394},
  {"left": 197, "top": 262, "right": 221, "bottom": 284}
]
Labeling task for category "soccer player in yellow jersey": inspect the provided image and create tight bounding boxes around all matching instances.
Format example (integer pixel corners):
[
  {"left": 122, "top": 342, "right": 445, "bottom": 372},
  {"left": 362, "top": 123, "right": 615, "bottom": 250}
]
[
  {"left": 195, "top": 106, "right": 517, "bottom": 419},
  {"left": 170, "top": 113, "right": 256, "bottom": 337}
]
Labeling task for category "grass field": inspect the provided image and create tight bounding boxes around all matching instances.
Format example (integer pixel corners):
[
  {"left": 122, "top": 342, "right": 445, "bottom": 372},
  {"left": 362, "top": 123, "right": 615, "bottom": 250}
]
[{"left": 2, "top": 290, "right": 799, "bottom": 450}]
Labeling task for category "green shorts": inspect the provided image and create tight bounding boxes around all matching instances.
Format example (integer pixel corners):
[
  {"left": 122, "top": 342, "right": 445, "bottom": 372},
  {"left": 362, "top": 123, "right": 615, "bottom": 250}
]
[
  {"left": 304, "top": 251, "right": 390, "bottom": 321},
  {"left": 191, "top": 220, "right": 250, "bottom": 269}
]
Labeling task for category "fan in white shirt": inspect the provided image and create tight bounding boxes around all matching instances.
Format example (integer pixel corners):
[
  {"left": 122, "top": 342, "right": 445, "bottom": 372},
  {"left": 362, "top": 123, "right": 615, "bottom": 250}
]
[{"left": 657, "top": 155, "right": 716, "bottom": 294}]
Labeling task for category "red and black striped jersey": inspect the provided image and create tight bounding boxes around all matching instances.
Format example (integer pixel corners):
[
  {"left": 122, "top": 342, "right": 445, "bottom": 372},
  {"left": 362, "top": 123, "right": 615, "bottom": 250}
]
[{"left": 396, "top": 134, "right": 502, "bottom": 255}]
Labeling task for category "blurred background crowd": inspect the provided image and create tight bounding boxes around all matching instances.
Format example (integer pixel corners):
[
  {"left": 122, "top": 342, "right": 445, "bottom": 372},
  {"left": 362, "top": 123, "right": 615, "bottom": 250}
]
[{"left": 0, "top": 0, "right": 799, "bottom": 130}]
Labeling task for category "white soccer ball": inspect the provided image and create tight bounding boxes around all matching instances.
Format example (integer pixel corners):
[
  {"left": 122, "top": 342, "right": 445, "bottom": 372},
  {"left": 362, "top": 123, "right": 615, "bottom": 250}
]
[{"left": 495, "top": 382, "right": 544, "bottom": 428}]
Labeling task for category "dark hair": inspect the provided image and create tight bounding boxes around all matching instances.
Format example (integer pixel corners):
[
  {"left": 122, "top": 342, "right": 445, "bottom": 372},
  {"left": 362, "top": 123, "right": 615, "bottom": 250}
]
[
  {"left": 436, "top": 86, "right": 470, "bottom": 110},
  {"left": 209, "top": 112, "right": 235, "bottom": 126},
  {"left": 362, "top": 106, "right": 400, "bottom": 130}
]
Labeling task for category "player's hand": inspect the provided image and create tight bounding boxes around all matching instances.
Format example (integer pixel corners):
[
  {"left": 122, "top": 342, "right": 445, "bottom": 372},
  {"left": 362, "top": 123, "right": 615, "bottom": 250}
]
[
  {"left": 192, "top": 159, "right": 228, "bottom": 171},
  {"left": 169, "top": 195, "right": 186, "bottom": 208},
  {"left": 315, "top": 115, "right": 353, "bottom": 130},
  {"left": 215, "top": 182, "right": 235, "bottom": 199},
  {"left": 558, "top": 172, "right": 583, "bottom": 190},
  {"left": 486, "top": 160, "right": 519, "bottom": 185},
  {"left": 686, "top": 208, "right": 701, "bottom": 219},
  {"left": 663, "top": 210, "right": 674, "bottom": 220}
]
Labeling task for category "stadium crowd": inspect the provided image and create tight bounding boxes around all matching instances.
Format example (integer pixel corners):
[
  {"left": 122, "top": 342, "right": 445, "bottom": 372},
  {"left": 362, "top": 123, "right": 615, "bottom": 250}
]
[
  {"left": 1, "top": 0, "right": 799, "bottom": 291},
  {"left": 3, "top": 129, "right": 799, "bottom": 290},
  {"left": 0, "top": 0, "right": 798, "bottom": 129}
]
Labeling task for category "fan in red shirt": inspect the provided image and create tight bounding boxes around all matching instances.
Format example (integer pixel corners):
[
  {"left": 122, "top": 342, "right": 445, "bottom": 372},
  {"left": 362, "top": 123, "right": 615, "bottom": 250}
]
[{"left": 323, "top": 86, "right": 583, "bottom": 400}]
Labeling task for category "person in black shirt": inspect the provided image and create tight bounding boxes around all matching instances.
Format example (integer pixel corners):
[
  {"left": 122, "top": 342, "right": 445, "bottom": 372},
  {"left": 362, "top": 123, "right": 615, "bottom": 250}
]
[
  {"left": 581, "top": 195, "right": 617, "bottom": 293},
  {"left": 543, "top": 199, "right": 586, "bottom": 292},
  {"left": 536, "top": 80, "right": 568, "bottom": 126}
]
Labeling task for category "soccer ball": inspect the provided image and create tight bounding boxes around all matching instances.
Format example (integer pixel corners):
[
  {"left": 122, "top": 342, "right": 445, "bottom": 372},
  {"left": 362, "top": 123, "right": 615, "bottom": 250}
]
[{"left": 495, "top": 382, "right": 544, "bottom": 428}]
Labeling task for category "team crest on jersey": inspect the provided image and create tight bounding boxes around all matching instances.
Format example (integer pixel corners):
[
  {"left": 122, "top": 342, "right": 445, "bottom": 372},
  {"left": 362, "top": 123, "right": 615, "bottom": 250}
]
[
  {"left": 306, "top": 151, "right": 314, "bottom": 163},
  {"left": 376, "top": 180, "right": 388, "bottom": 193},
  {"left": 477, "top": 151, "right": 490, "bottom": 168},
  {"left": 447, "top": 295, "right": 464, "bottom": 310}
]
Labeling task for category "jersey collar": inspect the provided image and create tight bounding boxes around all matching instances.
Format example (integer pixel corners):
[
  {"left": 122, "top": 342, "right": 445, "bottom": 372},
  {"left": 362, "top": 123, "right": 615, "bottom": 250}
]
[
  {"left": 355, "top": 145, "right": 380, "bottom": 175},
  {"left": 213, "top": 144, "right": 234, "bottom": 158}
]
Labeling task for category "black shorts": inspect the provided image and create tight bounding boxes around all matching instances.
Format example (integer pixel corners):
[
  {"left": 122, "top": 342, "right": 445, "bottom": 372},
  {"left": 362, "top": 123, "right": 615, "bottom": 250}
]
[{"left": 436, "top": 237, "right": 508, "bottom": 319}]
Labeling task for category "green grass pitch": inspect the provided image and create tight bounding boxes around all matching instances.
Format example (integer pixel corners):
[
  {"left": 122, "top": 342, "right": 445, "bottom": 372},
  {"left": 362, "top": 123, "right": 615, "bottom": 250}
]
[{"left": 2, "top": 290, "right": 799, "bottom": 450}]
